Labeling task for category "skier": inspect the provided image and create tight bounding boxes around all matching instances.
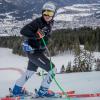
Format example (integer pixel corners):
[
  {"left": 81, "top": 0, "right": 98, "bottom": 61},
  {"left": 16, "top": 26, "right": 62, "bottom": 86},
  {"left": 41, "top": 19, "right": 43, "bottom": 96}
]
[{"left": 12, "top": 2, "right": 57, "bottom": 97}]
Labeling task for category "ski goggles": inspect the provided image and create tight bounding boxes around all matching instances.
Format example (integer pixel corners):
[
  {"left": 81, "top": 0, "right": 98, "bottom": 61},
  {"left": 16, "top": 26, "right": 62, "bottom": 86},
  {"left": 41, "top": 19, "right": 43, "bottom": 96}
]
[{"left": 43, "top": 10, "right": 54, "bottom": 17}]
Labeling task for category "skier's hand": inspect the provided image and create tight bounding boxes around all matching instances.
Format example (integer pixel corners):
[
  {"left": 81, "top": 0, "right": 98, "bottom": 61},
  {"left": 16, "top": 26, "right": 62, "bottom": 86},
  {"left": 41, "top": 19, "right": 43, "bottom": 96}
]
[{"left": 36, "top": 30, "right": 45, "bottom": 39}]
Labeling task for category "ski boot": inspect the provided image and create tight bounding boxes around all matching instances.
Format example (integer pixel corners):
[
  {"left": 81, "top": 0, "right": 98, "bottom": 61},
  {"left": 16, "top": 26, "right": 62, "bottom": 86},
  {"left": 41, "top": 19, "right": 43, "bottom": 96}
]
[
  {"left": 35, "top": 86, "right": 62, "bottom": 98},
  {"left": 12, "top": 85, "right": 30, "bottom": 97}
]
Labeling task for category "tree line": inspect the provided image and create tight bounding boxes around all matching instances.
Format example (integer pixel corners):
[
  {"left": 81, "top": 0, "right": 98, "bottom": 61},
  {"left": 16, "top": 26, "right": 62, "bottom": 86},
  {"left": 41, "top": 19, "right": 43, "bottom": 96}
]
[
  {"left": 50, "top": 27, "right": 100, "bottom": 55},
  {"left": 0, "top": 27, "right": 100, "bottom": 56}
]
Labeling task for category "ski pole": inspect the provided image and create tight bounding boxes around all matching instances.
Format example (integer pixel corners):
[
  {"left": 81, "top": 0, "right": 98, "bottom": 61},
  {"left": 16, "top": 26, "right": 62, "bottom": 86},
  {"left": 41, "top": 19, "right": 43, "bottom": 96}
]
[{"left": 37, "top": 31, "right": 70, "bottom": 100}]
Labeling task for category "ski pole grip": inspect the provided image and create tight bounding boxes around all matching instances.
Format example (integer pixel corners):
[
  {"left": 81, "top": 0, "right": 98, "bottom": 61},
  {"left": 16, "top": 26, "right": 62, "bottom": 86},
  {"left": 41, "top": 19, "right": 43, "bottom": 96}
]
[{"left": 37, "top": 31, "right": 43, "bottom": 39}]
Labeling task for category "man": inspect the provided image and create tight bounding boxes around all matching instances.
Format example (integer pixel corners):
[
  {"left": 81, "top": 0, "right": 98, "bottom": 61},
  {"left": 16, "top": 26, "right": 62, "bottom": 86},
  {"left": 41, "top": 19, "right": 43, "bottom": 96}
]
[{"left": 12, "top": 2, "right": 57, "bottom": 97}]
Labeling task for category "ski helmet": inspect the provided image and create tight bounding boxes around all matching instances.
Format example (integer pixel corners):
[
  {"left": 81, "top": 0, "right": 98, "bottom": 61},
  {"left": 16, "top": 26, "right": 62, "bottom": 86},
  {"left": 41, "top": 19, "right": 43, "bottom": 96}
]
[{"left": 42, "top": 2, "right": 56, "bottom": 15}]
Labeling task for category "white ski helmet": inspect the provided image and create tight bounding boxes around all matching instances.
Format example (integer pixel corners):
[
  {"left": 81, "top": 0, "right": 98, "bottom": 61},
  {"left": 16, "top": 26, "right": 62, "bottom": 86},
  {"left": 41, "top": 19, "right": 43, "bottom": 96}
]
[{"left": 42, "top": 2, "right": 56, "bottom": 13}]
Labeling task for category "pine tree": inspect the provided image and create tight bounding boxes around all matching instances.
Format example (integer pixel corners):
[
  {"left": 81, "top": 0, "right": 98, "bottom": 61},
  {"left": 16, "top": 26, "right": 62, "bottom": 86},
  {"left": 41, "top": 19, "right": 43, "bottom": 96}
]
[
  {"left": 66, "top": 61, "right": 72, "bottom": 73},
  {"left": 73, "top": 46, "right": 94, "bottom": 72},
  {"left": 60, "top": 65, "right": 65, "bottom": 73},
  {"left": 95, "top": 59, "right": 100, "bottom": 71}
]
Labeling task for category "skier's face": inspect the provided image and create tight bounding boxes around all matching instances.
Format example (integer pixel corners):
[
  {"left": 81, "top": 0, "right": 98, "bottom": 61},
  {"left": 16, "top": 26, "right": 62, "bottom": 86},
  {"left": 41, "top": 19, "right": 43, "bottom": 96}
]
[
  {"left": 43, "top": 15, "right": 53, "bottom": 22},
  {"left": 43, "top": 10, "right": 54, "bottom": 22}
]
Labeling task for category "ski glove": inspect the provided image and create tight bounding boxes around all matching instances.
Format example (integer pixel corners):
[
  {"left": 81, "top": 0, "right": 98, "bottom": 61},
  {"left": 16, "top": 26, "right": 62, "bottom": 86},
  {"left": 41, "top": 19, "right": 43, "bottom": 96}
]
[
  {"left": 22, "top": 40, "right": 33, "bottom": 53},
  {"left": 36, "top": 30, "right": 47, "bottom": 49},
  {"left": 36, "top": 30, "right": 45, "bottom": 40}
]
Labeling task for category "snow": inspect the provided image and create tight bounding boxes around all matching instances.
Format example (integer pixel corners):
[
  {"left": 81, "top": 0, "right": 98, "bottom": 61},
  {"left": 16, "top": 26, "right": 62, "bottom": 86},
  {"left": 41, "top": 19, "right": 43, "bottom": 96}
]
[
  {"left": 54, "top": 13, "right": 92, "bottom": 22},
  {"left": 55, "top": 3, "right": 99, "bottom": 22},
  {"left": 0, "top": 48, "right": 100, "bottom": 100},
  {"left": 0, "top": 33, "right": 10, "bottom": 36},
  {"left": 52, "top": 52, "right": 74, "bottom": 72},
  {"left": 54, "top": 14, "right": 74, "bottom": 22},
  {"left": 0, "top": 48, "right": 74, "bottom": 72},
  {"left": 0, "top": 48, "right": 28, "bottom": 70},
  {"left": 64, "top": 6, "right": 90, "bottom": 12},
  {"left": 56, "top": 8, "right": 66, "bottom": 14},
  {"left": 93, "top": 52, "right": 100, "bottom": 59},
  {"left": 57, "top": 3, "right": 100, "bottom": 14}
]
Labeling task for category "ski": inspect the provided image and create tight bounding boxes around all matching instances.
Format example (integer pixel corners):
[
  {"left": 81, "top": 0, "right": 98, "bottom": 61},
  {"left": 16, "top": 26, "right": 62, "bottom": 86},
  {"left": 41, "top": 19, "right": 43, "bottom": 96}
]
[
  {"left": 1, "top": 89, "right": 74, "bottom": 100},
  {"left": 68, "top": 93, "right": 100, "bottom": 98},
  {"left": 0, "top": 97, "right": 20, "bottom": 100},
  {"left": 1, "top": 88, "right": 100, "bottom": 100},
  {"left": 51, "top": 91, "right": 100, "bottom": 98}
]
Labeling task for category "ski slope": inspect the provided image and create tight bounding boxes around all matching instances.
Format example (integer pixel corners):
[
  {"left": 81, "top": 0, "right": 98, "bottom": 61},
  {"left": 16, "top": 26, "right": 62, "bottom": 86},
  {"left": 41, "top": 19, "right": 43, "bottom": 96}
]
[{"left": 0, "top": 48, "right": 100, "bottom": 100}]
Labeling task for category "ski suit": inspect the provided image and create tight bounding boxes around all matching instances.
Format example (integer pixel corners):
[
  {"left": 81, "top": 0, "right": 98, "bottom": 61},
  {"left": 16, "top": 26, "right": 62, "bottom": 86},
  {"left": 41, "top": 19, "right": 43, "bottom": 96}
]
[
  {"left": 20, "top": 16, "right": 55, "bottom": 72},
  {"left": 12, "top": 16, "right": 56, "bottom": 96}
]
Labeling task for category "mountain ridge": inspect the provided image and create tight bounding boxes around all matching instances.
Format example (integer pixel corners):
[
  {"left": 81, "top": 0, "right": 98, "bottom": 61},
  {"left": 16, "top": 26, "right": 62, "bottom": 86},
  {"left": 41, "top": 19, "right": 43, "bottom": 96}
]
[
  {"left": 0, "top": 0, "right": 99, "bottom": 20},
  {"left": 0, "top": 0, "right": 100, "bottom": 35}
]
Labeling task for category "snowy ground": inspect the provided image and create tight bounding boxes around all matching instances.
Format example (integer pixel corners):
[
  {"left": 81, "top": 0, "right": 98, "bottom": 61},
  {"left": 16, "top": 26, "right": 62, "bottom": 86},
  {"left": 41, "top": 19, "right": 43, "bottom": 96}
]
[{"left": 0, "top": 48, "right": 100, "bottom": 100}]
